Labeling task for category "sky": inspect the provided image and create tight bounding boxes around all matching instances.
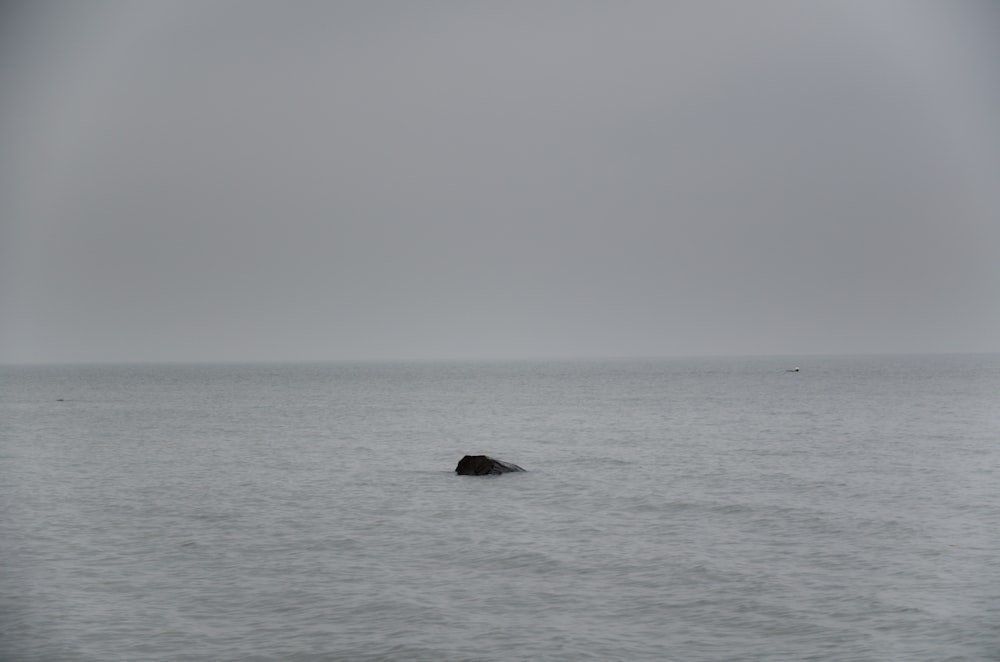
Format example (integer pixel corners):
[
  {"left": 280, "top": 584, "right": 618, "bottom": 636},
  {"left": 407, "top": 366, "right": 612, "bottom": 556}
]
[{"left": 2, "top": 0, "right": 999, "bottom": 364}]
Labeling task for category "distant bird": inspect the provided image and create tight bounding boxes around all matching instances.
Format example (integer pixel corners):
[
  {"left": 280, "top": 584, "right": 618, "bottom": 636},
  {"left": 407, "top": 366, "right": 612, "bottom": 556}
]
[{"left": 785, "top": 367, "right": 800, "bottom": 372}]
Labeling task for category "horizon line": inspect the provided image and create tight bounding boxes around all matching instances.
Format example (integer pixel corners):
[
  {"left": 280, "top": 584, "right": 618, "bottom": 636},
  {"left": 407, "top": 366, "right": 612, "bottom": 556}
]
[{"left": 2, "top": 350, "right": 998, "bottom": 368}]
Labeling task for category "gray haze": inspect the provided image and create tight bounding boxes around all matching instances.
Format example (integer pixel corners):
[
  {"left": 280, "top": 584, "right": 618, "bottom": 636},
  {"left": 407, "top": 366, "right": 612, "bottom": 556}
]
[{"left": 2, "top": 1, "right": 999, "bottom": 363}]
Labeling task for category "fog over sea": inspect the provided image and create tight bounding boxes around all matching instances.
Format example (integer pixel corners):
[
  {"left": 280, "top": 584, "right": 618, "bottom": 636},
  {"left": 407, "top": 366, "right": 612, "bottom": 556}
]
[{"left": 2, "top": 355, "right": 998, "bottom": 661}]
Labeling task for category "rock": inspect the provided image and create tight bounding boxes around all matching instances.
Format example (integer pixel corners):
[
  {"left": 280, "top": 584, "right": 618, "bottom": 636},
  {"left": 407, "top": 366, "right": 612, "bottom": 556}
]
[{"left": 455, "top": 455, "right": 525, "bottom": 476}]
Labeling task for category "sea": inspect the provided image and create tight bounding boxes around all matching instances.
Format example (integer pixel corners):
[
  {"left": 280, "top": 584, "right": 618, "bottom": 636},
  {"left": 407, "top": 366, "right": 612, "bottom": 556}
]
[{"left": 1, "top": 354, "right": 998, "bottom": 661}]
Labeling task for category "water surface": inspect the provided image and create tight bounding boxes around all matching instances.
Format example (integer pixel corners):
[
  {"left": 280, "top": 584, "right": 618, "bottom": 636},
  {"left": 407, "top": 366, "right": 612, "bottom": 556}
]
[{"left": 2, "top": 355, "right": 998, "bottom": 660}]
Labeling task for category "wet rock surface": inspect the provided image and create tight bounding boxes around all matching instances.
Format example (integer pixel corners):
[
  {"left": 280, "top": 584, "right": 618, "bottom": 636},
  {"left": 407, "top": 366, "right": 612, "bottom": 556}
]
[{"left": 455, "top": 455, "right": 525, "bottom": 476}]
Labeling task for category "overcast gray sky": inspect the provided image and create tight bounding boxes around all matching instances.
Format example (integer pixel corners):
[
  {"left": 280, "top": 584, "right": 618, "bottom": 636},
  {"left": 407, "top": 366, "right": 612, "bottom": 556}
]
[{"left": 2, "top": 0, "right": 999, "bottom": 363}]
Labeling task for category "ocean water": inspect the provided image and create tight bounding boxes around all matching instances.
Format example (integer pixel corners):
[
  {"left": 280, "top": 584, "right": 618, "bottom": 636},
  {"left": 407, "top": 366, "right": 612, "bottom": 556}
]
[{"left": 1, "top": 355, "right": 998, "bottom": 661}]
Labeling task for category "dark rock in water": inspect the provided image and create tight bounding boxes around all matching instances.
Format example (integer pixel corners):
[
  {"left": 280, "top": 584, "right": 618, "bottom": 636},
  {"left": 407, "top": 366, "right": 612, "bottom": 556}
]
[{"left": 455, "top": 455, "right": 525, "bottom": 476}]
